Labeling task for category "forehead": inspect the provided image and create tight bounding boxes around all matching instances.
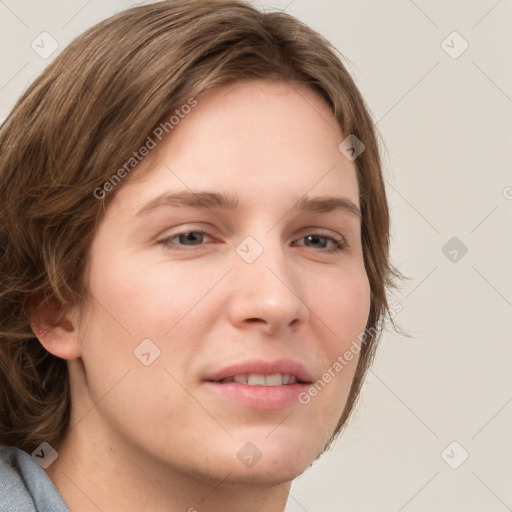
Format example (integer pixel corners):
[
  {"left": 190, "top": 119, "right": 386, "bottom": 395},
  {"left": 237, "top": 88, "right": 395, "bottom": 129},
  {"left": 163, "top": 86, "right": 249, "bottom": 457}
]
[{"left": 111, "top": 79, "right": 360, "bottom": 215}]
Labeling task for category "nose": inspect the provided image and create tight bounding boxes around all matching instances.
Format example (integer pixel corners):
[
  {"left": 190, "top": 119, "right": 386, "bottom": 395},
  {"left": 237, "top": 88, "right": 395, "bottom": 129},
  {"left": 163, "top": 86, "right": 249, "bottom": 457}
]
[{"left": 226, "top": 239, "right": 309, "bottom": 336}]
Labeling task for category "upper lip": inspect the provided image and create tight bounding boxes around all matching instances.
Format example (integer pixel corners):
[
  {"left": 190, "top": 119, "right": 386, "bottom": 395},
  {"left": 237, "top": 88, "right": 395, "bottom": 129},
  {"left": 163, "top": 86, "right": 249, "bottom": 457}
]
[{"left": 203, "top": 358, "right": 313, "bottom": 384}]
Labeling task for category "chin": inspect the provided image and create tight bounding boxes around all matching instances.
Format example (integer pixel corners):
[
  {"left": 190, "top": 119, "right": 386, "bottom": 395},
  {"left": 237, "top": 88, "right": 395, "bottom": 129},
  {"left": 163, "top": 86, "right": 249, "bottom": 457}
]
[
  {"left": 205, "top": 429, "right": 327, "bottom": 486},
  {"left": 218, "top": 456, "right": 313, "bottom": 488}
]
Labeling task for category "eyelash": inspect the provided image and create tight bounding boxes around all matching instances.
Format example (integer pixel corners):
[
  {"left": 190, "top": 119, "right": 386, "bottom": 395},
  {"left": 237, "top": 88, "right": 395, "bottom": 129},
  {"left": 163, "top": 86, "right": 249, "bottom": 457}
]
[{"left": 158, "top": 229, "right": 348, "bottom": 253}]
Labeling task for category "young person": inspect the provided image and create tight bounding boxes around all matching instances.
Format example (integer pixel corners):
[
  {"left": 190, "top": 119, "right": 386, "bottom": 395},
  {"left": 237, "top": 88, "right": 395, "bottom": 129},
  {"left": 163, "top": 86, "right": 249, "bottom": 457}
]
[{"left": 0, "top": 1, "right": 401, "bottom": 510}]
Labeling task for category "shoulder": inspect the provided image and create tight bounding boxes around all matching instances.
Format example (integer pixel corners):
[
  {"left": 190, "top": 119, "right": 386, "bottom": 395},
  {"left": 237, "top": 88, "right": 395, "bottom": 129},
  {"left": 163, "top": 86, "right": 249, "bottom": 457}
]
[
  {"left": 0, "top": 445, "right": 69, "bottom": 512},
  {"left": 0, "top": 444, "right": 37, "bottom": 511}
]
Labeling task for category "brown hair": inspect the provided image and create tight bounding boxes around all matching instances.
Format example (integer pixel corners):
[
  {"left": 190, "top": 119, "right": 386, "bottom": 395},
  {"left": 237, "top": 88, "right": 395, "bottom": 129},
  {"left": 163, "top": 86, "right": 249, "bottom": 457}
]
[{"left": 0, "top": 0, "right": 402, "bottom": 454}]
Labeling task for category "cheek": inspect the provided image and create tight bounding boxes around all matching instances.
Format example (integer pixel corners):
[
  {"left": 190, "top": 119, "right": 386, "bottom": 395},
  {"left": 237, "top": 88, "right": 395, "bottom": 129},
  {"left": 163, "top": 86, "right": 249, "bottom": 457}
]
[
  {"left": 302, "top": 266, "right": 370, "bottom": 413},
  {"left": 75, "top": 257, "right": 210, "bottom": 443},
  {"left": 77, "top": 249, "right": 227, "bottom": 413},
  {"left": 313, "top": 266, "right": 371, "bottom": 350},
  {"left": 85, "top": 243, "right": 223, "bottom": 341}
]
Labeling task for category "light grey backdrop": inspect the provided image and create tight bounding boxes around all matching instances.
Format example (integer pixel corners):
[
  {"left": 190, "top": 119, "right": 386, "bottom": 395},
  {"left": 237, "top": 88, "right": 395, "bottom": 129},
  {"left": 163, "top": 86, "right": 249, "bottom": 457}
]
[{"left": 1, "top": 1, "right": 511, "bottom": 511}]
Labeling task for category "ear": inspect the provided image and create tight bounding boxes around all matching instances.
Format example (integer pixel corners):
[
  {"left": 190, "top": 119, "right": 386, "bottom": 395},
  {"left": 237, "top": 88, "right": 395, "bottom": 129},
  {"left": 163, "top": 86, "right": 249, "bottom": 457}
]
[{"left": 27, "top": 295, "right": 82, "bottom": 360}]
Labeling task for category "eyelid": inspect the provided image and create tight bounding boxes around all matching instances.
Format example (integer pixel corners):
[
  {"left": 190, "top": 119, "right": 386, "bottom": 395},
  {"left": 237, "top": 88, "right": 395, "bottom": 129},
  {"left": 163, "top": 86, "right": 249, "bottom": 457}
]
[{"left": 293, "top": 225, "right": 348, "bottom": 244}]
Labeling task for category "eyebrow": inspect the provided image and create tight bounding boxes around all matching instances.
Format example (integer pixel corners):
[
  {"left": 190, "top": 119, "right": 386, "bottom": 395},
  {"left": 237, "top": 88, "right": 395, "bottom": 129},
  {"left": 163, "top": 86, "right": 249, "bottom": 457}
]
[{"left": 135, "top": 190, "right": 361, "bottom": 219}]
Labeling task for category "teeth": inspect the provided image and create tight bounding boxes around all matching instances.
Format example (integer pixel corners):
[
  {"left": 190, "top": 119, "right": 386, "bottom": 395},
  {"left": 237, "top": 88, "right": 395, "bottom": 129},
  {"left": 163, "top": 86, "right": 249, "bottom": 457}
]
[
  {"left": 265, "top": 374, "right": 283, "bottom": 386},
  {"left": 217, "top": 373, "right": 299, "bottom": 386},
  {"left": 247, "top": 374, "right": 266, "bottom": 386}
]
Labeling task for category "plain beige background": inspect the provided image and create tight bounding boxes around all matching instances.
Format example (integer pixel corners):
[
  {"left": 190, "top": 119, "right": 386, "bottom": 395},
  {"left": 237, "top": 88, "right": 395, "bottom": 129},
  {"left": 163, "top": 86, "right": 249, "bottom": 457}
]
[{"left": 1, "top": 1, "right": 511, "bottom": 511}]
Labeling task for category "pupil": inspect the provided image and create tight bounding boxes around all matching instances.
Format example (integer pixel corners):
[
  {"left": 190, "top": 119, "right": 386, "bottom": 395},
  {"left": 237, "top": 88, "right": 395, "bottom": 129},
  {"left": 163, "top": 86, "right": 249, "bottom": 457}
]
[
  {"left": 307, "top": 235, "right": 326, "bottom": 248},
  {"left": 180, "top": 232, "right": 202, "bottom": 245}
]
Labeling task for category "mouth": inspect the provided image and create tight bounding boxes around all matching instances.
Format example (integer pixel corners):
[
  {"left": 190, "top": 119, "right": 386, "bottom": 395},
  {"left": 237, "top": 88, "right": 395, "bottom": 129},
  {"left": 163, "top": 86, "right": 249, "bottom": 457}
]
[
  {"left": 212, "top": 373, "right": 304, "bottom": 386},
  {"left": 202, "top": 359, "right": 313, "bottom": 410}
]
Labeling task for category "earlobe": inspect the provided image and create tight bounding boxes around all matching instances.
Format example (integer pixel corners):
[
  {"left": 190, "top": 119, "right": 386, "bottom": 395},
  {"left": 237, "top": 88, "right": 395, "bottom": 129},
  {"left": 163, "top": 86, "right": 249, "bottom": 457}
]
[{"left": 27, "top": 295, "right": 82, "bottom": 361}]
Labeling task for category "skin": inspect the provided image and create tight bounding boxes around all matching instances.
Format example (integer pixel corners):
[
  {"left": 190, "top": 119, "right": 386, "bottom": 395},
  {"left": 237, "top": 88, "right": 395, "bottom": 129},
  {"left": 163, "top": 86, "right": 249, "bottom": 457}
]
[{"left": 33, "top": 79, "right": 371, "bottom": 512}]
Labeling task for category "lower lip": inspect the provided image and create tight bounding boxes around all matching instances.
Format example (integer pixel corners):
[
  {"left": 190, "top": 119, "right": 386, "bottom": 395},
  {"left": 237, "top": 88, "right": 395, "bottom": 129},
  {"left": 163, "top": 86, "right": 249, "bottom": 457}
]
[{"left": 203, "top": 381, "right": 309, "bottom": 410}]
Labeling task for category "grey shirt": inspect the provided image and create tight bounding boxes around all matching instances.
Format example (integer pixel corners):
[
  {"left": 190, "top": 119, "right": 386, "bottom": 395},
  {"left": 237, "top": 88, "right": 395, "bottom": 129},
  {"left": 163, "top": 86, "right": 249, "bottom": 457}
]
[{"left": 0, "top": 445, "right": 69, "bottom": 512}]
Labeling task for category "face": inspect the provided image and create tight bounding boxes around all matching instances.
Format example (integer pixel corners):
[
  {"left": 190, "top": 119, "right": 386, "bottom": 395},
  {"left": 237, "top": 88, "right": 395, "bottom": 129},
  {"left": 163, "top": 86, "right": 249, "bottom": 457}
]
[{"left": 70, "top": 80, "right": 370, "bottom": 485}]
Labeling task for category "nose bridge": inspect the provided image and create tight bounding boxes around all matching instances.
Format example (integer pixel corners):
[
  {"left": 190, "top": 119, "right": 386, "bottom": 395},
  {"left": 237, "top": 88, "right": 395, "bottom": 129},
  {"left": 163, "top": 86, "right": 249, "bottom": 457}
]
[
  {"left": 228, "top": 233, "right": 308, "bottom": 333},
  {"left": 236, "top": 234, "right": 291, "bottom": 291}
]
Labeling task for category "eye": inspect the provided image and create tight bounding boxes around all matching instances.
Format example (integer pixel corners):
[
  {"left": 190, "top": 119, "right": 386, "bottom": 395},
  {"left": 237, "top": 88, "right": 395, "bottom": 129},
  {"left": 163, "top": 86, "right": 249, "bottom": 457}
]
[
  {"left": 158, "top": 230, "right": 214, "bottom": 250},
  {"left": 158, "top": 229, "right": 347, "bottom": 253},
  {"left": 293, "top": 233, "right": 347, "bottom": 253}
]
